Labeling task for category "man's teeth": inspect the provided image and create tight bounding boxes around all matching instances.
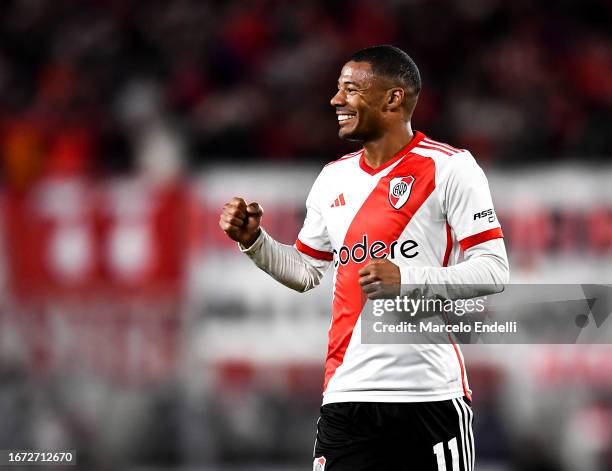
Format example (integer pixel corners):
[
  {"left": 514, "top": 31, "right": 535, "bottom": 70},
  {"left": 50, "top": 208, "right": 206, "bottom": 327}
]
[{"left": 338, "top": 114, "right": 355, "bottom": 122}]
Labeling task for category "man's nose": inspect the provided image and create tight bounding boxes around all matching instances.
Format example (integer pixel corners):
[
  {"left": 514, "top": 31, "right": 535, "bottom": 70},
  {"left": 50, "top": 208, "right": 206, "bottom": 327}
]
[{"left": 330, "top": 89, "right": 346, "bottom": 107}]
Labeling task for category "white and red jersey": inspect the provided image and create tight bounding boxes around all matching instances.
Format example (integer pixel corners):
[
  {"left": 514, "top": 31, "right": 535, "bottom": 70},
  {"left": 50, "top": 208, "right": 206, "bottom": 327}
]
[{"left": 295, "top": 131, "right": 504, "bottom": 404}]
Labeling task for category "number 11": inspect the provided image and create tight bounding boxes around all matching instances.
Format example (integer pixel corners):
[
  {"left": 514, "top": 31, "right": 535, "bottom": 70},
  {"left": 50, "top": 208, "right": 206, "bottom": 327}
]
[{"left": 433, "top": 437, "right": 459, "bottom": 471}]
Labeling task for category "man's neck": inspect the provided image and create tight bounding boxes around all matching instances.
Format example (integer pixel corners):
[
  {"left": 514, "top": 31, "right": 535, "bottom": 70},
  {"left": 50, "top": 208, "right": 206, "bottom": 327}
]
[{"left": 363, "top": 123, "right": 414, "bottom": 170}]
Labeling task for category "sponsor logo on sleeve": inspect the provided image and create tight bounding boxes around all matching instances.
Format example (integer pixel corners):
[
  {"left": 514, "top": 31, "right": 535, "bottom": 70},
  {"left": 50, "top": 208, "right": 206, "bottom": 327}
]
[{"left": 473, "top": 208, "right": 496, "bottom": 223}]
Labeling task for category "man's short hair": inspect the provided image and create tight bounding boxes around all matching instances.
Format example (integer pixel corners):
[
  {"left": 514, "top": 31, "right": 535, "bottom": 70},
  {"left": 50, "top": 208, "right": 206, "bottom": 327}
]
[{"left": 349, "top": 45, "right": 421, "bottom": 94}]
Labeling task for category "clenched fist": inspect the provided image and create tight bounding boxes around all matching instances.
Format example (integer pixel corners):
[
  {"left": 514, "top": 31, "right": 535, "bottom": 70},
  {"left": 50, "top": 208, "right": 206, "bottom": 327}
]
[
  {"left": 358, "top": 259, "right": 401, "bottom": 299},
  {"left": 219, "top": 197, "right": 263, "bottom": 248}
]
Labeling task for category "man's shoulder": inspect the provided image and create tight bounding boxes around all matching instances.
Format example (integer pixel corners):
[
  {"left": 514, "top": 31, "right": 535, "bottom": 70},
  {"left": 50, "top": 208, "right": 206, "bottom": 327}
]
[
  {"left": 412, "top": 134, "right": 482, "bottom": 177},
  {"left": 307, "top": 150, "right": 363, "bottom": 200},
  {"left": 323, "top": 148, "right": 364, "bottom": 170},
  {"left": 412, "top": 134, "right": 468, "bottom": 160},
  {"left": 306, "top": 150, "right": 362, "bottom": 200}
]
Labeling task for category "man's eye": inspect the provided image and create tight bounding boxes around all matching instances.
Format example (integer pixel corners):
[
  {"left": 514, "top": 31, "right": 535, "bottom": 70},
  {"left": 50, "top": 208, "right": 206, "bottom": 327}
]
[{"left": 347, "top": 89, "right": 357, "bottom": 94}]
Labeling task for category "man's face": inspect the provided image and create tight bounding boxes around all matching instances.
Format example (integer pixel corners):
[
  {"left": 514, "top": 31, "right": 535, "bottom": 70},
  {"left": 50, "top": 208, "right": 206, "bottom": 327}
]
[{"left": 330, "top": 61, "right": 387, "bottom": 142}]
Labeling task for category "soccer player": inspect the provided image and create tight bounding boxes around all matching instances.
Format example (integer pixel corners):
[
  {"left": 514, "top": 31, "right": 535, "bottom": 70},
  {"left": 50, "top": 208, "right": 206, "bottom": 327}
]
[{"left": 219, "top": 45, "right": 509, "bottom": 471}]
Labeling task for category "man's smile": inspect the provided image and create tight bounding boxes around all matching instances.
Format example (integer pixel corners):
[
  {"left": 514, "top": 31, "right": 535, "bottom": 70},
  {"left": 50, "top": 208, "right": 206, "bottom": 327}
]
[
  {"left": 336, "top": 110, "right": 357, "bottom": 125},
  {"left": 337, "top": 114, "right": 356, "bottom": 123}
]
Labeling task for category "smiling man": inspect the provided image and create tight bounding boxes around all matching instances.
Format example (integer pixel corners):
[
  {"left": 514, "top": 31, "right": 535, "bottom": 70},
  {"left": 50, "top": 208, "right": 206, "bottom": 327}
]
[{"left": 219, "top": 45, "right": 509, "bottom": 470}]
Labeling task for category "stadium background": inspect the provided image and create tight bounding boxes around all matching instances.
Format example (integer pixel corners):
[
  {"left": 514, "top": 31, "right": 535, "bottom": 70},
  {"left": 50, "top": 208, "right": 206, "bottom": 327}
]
[{"left": 0, "top": 0, "right": 611, "bottom": 469}]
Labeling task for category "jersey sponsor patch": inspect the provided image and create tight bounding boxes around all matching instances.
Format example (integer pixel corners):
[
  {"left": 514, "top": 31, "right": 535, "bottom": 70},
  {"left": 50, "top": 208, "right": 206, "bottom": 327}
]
[
  {"left": 333, "top": 234, "right": 419, "bottom": 267},
  {"left": 473, "top": 208, "right": 496, "bottom": 223},
  {"left": 388, "top": 176, "right": 415, "bottom": 209},
  {"left": 313, "top": 456, "right": 326, "bottom": 471}
]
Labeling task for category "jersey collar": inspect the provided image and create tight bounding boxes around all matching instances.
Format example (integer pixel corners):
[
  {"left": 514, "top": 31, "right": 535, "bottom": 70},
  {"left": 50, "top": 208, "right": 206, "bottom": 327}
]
[{"left": 358, "top": 131, "right": 425, "bottom": 176}]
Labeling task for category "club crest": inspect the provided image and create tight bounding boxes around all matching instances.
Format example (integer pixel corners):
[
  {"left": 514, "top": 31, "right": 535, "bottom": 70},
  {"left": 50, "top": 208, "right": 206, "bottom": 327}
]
[
  {"left": 388, "top": 176, "right": 415, "bottom": 209},
  {"left": 313, "top": 456, "right": 326, "bottom": 471}
]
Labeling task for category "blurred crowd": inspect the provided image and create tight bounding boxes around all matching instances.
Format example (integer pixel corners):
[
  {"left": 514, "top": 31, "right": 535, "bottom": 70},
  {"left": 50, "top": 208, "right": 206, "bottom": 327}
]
[{"left": 1, "top": 0, "right": 611, "bottom": 190}]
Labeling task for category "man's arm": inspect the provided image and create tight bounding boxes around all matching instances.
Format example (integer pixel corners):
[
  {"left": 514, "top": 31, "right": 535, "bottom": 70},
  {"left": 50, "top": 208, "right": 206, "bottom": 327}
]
[
  {"left": 398, "top": 238, "right": 509, "bottom": 299},
  {"left": 239, "top": 228, "right": 330, "bottom": 292},
  {"left": 219, "top": 197, "right": 331, "bottom": 293},
  {"left": 358, "top": 239, "right": 509, "bottom": 300}
]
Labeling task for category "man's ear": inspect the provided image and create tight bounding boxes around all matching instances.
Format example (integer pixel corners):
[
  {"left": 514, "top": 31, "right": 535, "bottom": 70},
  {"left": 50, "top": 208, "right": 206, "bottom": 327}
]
[{"left": 385, "top": 88, "right": 405, "bottom": 111}]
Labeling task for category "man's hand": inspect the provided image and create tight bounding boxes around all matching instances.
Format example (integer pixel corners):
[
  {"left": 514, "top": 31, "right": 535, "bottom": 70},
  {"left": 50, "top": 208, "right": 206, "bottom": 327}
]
[
  {"left": 358, "top": 259, "right": 401, "bottom": 299},
  {"left": 219, "top": 197, "right": 263, "bottom": 248}
]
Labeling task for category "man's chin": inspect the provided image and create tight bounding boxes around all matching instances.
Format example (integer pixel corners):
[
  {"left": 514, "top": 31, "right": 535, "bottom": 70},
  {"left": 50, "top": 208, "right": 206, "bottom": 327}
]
[{"left": 338, "top": 129, "right": 363, "bottom": 142}]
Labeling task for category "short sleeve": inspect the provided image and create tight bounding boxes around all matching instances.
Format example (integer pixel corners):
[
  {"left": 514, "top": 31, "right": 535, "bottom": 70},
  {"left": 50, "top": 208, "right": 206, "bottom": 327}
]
[
  {"left": 442, "top": 152, "right": 503, "bottom": 251},
  {"left": 295, "top": 173, "right": 334, "bottom": 261}
]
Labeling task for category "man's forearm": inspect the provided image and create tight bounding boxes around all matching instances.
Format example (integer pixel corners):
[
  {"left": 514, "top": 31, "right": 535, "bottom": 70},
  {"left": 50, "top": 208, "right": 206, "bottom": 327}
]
[
  {"left": 240, "top": 229, "right": 329, "bottom": 292},
  {"left": 399, "top": 238, "right": 509, "bottom": 299}
]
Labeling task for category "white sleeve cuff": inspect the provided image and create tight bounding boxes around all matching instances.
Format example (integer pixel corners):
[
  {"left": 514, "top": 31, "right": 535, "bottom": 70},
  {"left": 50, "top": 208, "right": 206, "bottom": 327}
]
[
  {"left": 400, "top": 266, "right": 414, "bottom": 285},
  {"left": 399, "top": 266, "right": 425, "bottom": 297},
  {"left": 238, "top": 228, "right": 265, "bottom": 254}
]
